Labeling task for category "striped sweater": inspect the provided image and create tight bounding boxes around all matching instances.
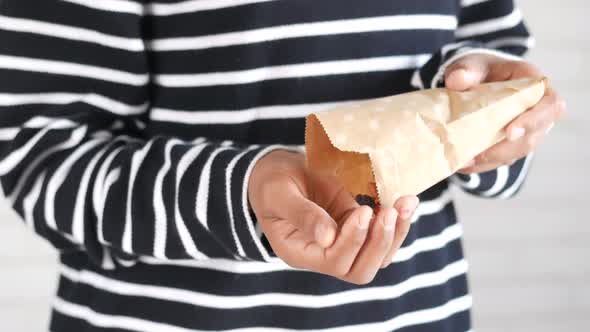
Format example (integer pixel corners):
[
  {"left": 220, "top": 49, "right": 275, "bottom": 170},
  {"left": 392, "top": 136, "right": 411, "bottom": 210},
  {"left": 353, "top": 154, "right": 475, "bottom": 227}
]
[{"left": 0, "top": 0, "right": 533, "bottom": 331}]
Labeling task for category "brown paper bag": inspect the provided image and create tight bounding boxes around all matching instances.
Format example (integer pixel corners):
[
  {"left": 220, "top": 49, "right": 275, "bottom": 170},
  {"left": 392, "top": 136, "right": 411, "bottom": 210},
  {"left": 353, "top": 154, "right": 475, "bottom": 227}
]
[{"left": 305, "top": 77, "right": 546, "bottom": 208}]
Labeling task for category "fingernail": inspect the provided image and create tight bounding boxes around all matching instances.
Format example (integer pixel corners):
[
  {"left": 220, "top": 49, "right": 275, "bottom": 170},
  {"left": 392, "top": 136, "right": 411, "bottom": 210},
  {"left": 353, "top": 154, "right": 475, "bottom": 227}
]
[
  {"left": 400, "top": 197, "right": 419, "bottom": 219},
  {"left": 545, "top": 122, "right": 555, "bottom": 134},
  {"left": 383, "top": 208, "right": 396, "bottom": 230},
  {"left": 508, "top": 127, "right": 525, "bottom": 141}
]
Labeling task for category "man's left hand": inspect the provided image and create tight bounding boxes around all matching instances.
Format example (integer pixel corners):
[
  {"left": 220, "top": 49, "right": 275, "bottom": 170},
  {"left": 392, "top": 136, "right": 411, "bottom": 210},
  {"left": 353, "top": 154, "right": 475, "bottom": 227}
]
[{"left": 444, "top": 54, "right": 566, "bottom": 174}]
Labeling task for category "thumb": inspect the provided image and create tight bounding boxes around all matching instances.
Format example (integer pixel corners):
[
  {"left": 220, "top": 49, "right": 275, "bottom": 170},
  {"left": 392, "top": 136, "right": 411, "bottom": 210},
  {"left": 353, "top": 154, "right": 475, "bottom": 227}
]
[
  {"left": 444, "top": 55, "right": 489, "bottom": 91},
  {"left": 287, "top": 193, "right": 338, "bottom": 248}
]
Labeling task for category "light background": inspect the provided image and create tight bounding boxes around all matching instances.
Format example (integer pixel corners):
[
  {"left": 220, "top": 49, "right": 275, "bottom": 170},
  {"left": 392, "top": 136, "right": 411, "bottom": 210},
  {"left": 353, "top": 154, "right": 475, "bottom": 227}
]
[{"left": 0, "top": 1, "right": 588, "bottom": 331}]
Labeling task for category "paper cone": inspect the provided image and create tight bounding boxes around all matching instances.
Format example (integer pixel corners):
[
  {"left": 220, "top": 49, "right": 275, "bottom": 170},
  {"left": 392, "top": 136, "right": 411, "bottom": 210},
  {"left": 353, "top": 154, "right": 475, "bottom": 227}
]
[{"left": 305, "top": 77, "right": 546, "bottom": 208}]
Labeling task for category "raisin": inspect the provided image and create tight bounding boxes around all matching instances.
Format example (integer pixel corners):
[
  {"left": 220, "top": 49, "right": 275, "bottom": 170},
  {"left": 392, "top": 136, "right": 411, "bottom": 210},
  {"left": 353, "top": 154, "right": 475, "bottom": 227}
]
[{"left": 355, "top": 194, "right": 377, "bottom": 209}]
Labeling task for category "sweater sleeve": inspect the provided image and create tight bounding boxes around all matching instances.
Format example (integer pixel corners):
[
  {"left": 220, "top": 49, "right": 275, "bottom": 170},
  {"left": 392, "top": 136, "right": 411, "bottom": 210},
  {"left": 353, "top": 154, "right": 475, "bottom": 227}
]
[
  {"left": 0, "top": 0, "right": 287, "bottom": 268},
  {"left": 411, "top": 0, "right": 535, "bottom": 199}
]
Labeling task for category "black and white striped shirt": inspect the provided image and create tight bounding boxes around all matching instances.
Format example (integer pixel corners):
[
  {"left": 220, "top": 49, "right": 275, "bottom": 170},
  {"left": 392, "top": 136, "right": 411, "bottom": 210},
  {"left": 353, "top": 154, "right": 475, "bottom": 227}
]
[{"left": 0, "top": 0, "right": 533, "bottom": 331}]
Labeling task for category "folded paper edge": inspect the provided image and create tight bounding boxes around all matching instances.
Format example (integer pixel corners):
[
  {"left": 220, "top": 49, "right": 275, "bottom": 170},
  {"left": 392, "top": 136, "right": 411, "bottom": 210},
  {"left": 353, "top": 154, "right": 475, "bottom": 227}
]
[{"left": 305, "top": 114, "right": 382, "bottom": 204}]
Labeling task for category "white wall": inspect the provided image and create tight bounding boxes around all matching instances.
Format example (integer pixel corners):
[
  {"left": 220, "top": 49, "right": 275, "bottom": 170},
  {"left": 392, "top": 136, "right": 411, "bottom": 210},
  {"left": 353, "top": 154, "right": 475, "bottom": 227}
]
[
  {"left": 456, "top": 0, "right": 590, "bottom": 331},
  {"left": 0, "top": 0, "right": 588, "bottom": 331}
]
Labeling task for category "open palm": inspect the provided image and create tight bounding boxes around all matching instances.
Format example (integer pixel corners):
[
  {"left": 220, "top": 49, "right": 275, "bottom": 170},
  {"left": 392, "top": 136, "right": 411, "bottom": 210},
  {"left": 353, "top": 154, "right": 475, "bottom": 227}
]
[{"left": 249, "top": 150, "right": 418, "bottom": 284}]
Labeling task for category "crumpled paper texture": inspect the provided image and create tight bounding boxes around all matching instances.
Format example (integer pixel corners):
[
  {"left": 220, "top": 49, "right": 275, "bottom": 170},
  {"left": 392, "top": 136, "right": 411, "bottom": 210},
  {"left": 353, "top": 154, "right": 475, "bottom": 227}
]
[{"left": 305, "top": 77, "right": 546, "bottom": 208}]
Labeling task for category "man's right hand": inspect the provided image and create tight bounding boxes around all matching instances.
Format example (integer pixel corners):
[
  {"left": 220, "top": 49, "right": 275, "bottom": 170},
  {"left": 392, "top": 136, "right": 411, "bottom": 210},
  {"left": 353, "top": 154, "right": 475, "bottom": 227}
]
[{"left": 248, "top": 150, "right": 419, "bottom": 285}]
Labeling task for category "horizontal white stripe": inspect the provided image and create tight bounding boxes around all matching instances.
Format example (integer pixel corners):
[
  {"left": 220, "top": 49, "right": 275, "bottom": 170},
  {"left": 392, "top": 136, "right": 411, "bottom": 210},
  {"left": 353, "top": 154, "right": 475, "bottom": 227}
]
[
  {"left": 374, "top": 295, "right": 472, "bottom": 332},
  {"left": 52, "top": 294, "right": 471, "bottom": 332},
  {"left": 150, "top": 100, "right": 355, "bottom": 125},
  {"left": 0, "top": 93, "right": 147, "bottom": 116},
  {"left": 0, "top": 55, "right": 149, "bottom": 86},
  {"left": 62, "top": 0, "right": 276, "bottom": 16},
  {"left": 460, "top": 0, "right": 492, "bottom": 7},
  {"left": 24, "top": 116, "right": 78, "bottom": 129},
  {"left": 138, "top": 188, "right": 454, "bottom": 273},
  {"left": 62, "top": 0, "right": 144, "bottom": 15},
  {"left": 155, "top": 54, "right": 430, "bottom": 87},
  {"left": 393, "top": 223, "right": 462, "bottom": 263},
  {"left": 411, "top": 189, "right": 453, "bottom": 222},
  {"left": 148, "top": 0, "right": 275, "bottom": 16},
  {"left": 149, "top": 15, "right": 457, "bottom": 51},
  {"left": 455, "top": 8, "right": 523, "bottom": 39},
  {"left": 0, "top": 128, "right": 18, "bottom": 140},
  {"left": 60, "top": 259, "right": 467, "bottom": 309},
  {"left": 0, "top": 15, "right": 144, "bottom": 51},
  {"left": 486, "top": 36, "right": 535, "bottom": 49}
]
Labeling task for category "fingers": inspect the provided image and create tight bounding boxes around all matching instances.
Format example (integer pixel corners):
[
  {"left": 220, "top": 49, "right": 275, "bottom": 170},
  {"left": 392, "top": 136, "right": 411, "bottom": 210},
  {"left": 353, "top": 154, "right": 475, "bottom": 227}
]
[
  {"left": 457, "top": 126, "right": 550, "bottom": 174},
  {"left": 444, "top": 54, "right": 490, "bottom": 91},
  {"left": 445, "top": 55, "right": 543, "bottom": 92},
  {"left": 506, "top": 88, "right": 566, "bottom": 141},
  {"left": 322, "top": 206, "right": 373, "bottom": 277},
  {"left": 456, "top": 161, "right": 506, "bottom": 175},
  {"left": 487, "top": 60, "right": 543, "bottom": 82},
  {"left": 263, "top": 176, "right": 338, "bottom": 248},
  {"left": 342, "top": 207, "right": 397, "bottom": 284},
  {"left": 458, "top": 87, "right": 565, "bottom": 174},
  {"left": 455, "top": 78, "right": 565, "bottom": 175},
  {"left": 290, "top": 196, "right": 338, "bottom": 248},
  {"left": 381, "top": 196, "right": 419, "bottom": 268}
]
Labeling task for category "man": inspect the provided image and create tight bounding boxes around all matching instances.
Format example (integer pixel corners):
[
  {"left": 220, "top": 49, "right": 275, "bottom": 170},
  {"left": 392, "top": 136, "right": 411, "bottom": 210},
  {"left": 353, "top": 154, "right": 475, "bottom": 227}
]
[{"left": 0, "top": 0, "right": 564, "bottom": 331}]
